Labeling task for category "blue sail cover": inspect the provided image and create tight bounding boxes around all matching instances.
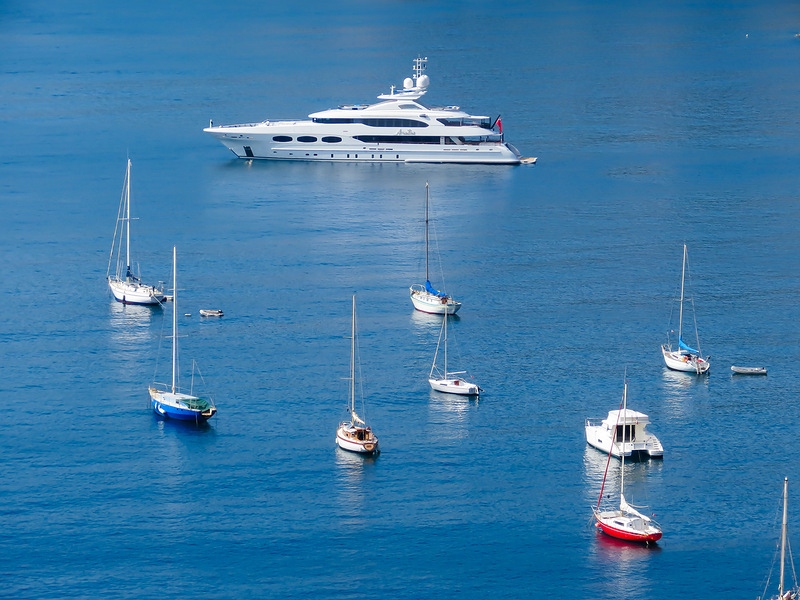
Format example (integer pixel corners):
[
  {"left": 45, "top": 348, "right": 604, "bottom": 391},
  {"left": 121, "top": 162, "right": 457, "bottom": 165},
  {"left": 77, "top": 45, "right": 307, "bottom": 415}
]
[
  {"left": 125, "top": 266, "right": 140, "bottom": 282},
  {"left": 678, "top": 337, "right": 699, "bottom": 354},
  {"left": 425, "top": 280, "right": 445, "bottom": 297}
]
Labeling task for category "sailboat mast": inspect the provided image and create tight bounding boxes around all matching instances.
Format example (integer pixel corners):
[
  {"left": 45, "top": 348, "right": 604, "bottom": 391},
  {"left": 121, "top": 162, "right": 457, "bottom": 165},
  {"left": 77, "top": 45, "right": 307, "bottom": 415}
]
[
  {"left": 780, "top": 477, "right": 788, "bottom": 597},
  {"left": 424, "top": 182, "right": 430, "bottom": 283},
  {"left": 443, "top": 314, "right": 448, "bottom": 377},
  {"left": 350, "top": 295, "right": 356, "bottom": 418},
  {"left": 620, "top": 381, "right": 627, "bottom": 508},
  {"left": 171, "top": 246, "right": 177, "bottom": 394},
  {"left": 678, "top": 244, "right": 687, "bottom": 343},
  {"left": 125, "top": 159, "right": 132, "bottom": 280},
  {"left": 596, "top": 390, "right": 623, "bottom": 511}
]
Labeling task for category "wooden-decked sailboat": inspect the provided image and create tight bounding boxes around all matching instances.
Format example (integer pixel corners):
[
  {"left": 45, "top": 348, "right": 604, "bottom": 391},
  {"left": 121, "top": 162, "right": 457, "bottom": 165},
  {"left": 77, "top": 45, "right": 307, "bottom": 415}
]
[{"left": 335, "top": 295, "right": 380, "bottom": 455}]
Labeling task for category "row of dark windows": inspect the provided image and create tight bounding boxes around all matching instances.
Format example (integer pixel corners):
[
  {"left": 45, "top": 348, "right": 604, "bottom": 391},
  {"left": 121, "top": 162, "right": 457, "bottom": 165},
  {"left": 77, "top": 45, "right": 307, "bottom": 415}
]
[
  {"left": 272, "top": 135, "right": 494, "bottom": 146},
  {"left": 353, "top": 135, "right": 441, "bottom": 145},
  {"left": 308, "top": 117, "right": 494, "bottom": 129},
  {"left": 273, "top": 135, "right": 342, "bottom": 143},
  {"left": 273, "top": 135, "right": 441, "bottom": 144},
  {"left": 311, "top": 118, "right": 429, "bottom": 128}
]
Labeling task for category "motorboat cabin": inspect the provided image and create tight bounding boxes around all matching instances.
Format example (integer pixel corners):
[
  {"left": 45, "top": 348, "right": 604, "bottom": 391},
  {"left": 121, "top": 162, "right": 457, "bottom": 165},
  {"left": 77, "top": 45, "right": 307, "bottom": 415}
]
[{"left": 585, "top": 408, "right": 663, "bottom": 460}]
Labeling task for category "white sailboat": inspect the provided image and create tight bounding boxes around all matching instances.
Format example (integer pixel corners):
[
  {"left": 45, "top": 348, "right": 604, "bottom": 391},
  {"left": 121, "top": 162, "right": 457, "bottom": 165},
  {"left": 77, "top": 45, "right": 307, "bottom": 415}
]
[
  {"left": 336, "top": 295, "right": 380, "bottom": 455},
  {"left": 409, "top": 182, "right": 462, "bottom": 315},
  {"left": 428, "top": 314, "right": 480, "bottom": 396},
  {"left": 593, "top": 379, "right": 662, "bottom": 544},
  {"left": 149, "top": 247, "right": 217, "bottom": 423},
  {"left": 759, "top": 478, "right": 799, "bottom": 600},
  {"left": 661, "top": 244, "right": 710, "bottom": 374},
  {"left": 107, "top": 159, "right": 166, "bottom": 305}
]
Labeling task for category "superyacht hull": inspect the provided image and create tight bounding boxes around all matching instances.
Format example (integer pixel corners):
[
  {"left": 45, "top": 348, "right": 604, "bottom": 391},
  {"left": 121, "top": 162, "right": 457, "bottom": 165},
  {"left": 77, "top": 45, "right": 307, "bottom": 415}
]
[{"left": 205, "top": 129, "right": 521, "bottom": 164}]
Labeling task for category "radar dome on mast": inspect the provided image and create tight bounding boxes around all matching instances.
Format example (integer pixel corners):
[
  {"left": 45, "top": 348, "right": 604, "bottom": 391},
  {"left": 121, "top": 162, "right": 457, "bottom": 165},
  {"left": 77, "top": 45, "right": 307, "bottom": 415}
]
[{"left": 377, "top": 55, "right": 430, "bottom": 100}]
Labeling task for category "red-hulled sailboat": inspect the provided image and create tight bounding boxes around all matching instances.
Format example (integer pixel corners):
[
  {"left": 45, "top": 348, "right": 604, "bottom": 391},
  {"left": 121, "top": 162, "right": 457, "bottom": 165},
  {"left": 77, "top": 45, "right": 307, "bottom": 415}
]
[{"left": 592, "top": 379, "right": 662, "bottom": 544}]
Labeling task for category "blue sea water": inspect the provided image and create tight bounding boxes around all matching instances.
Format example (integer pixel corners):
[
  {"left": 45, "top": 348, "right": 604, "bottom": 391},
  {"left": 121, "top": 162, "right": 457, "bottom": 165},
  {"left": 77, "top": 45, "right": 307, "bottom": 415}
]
[{"left": 2, "top": 1, "right": 800, "bottom": 598}]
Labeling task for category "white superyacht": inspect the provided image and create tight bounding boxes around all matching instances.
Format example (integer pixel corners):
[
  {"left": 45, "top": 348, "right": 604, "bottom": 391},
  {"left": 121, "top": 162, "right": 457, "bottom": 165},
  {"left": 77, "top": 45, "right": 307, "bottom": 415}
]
[{"left": 204, "top": 57, "right": 523, "bottom": 164}]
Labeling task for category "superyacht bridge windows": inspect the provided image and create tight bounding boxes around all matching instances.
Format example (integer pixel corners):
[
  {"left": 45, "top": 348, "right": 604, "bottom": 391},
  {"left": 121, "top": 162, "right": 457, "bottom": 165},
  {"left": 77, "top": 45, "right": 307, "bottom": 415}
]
[{"left": 437, "top": 117, "right": 492, "bottom": 128}]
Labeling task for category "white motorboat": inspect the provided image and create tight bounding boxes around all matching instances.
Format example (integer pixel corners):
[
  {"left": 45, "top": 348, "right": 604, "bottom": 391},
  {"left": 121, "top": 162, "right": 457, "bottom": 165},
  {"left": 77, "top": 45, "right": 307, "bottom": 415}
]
[
  {"left": 592, "top": 379, "right": 663, "bottom": 544},
  {"left": 428, "top": 314, "right": 480, "bottom": 396},
  {"left": 199, "top": 309, "right": 224, "bottom": 317},
  {"left": 149, "top": 247, "right": 217, "bottom": 423},
  {"left": 661, "top": 244, "right": 710, "bottom": 374},
  {"left": 335, "top": 295, "right": 380, "bottom": 455},
  {"left": 106, "top": 159, "right": 166, "bottom": 305},
  {"left": 586, "top": 401, "right": 663, "bottom": 460},
  {"left": 204, "top": 57, "right": 522, "bottom": 164},
  {"left": 410, "top": 182, "right": 461, "bottom": 315}
]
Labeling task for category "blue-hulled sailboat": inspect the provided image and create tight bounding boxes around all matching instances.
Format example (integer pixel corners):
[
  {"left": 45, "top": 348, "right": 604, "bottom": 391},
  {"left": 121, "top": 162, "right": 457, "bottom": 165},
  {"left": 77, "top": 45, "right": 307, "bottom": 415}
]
[{"left": 149, "top": 247, "right": 217, "bottom": 423}]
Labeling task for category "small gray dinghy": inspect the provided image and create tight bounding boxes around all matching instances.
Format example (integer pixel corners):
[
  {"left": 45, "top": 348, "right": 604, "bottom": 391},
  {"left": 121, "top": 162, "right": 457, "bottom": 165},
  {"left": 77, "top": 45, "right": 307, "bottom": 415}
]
[{"left": 731, "top": 366, "right": 767, "bottom": 375}]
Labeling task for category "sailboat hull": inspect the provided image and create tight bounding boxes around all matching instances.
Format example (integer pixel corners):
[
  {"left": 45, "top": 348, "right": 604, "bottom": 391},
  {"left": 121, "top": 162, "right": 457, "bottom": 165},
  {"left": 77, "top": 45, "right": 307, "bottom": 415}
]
[
  {"left": 109, "top": 278, "right": 166, "bottom": 305},
  {"left": 595, "top": 514, "right": 663, "bottom": 543},
  {"left": 661, "top": 345, "right": 710, "bottom": 374},
  {"left": 429, "top": 377, "right": 479, "bottom": 396},
  {"left": 149, "top": 388, "right": 216, "bottom": 422},
  {"left": 336, "top": 423, "right": 380, "bottom": 454},
  {"left": 410, "top": 286, "right": 461, "bottom": 314}
]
